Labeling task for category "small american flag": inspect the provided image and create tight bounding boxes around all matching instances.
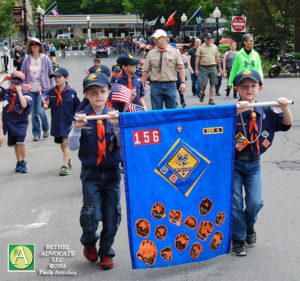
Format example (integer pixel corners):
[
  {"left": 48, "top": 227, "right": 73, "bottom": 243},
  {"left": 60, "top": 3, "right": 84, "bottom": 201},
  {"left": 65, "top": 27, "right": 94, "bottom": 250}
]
[
  {"left": 22, "top": 84, "right": 32, "bottom": 92},
  {"left": 51, "top": 6, "right": 59, "bottom": 19},
  {"left": 128, "top": 103, "right": 145, "bottom": 112},
  {"left": 111, "top": 84, "right": 132, "bottom": 104}
]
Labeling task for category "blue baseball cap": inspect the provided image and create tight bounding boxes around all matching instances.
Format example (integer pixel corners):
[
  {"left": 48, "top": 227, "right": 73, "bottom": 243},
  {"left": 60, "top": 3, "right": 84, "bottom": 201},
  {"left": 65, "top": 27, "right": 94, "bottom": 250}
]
[
  {"left": 83, "top": 72, "right": 111, "bottom": 91},
  {"left": 204, "top": 32, "right": 213, "bottom": 39},
  {"left": 50, "top": 67, "right": 69, "bottom": 78},
  {"left": 117, "top": 54, "right": 140, "bottom": 66},
  {"left": 89, "top": 65, "right": 111, "bottom": 77},
  {"left": 112, "top": 65, "right": 122, "bottom": 71},
  {"left": 236, "top": 70, "right": 262, "bottom": 86}
]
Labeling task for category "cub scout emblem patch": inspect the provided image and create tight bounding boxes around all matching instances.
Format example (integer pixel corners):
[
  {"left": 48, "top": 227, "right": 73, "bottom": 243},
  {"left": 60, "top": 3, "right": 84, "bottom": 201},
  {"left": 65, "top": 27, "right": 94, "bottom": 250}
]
[
  {"left": 54, "top": 68, "right": 59, "bottom": 72},
  {"left": 155, "top": 139, "right": 211, "bottom": 197},
  {"left": 88, "top": 74, "right": 97, "bottom": 81},
  {"left": 96, "top": 67, "right": 102, "bottom": 72},
  {"left": 243, "top": 70, "right": 252, "bottom": 75},
  {"left": 261, "top": 130, "right": 269, "bottom": 138},
  {"left": 262, "top": 139, "right": 270, "bottom": 148},
  {"left": 235, "top": 132, "right": 248, "bottom": 151}
]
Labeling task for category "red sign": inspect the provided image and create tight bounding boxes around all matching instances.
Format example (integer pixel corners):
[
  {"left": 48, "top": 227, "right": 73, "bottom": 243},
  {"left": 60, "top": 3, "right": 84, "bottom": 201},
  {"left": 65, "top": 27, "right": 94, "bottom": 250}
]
[
  {"left": 133, "top": 129, "right": 161, "bottom": 146},
  {"left": 13, "top": 7, "right": 23, "bottom": 24},
  {"left": 231, "top": 16, "right": 246, "bottom": 32}
]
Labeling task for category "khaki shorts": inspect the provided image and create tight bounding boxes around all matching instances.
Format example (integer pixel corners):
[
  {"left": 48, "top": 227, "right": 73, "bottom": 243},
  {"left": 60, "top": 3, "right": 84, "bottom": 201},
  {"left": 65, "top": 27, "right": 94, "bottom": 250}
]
[{"left": 201, "top": 65, "right": 217, "bottom": 86}]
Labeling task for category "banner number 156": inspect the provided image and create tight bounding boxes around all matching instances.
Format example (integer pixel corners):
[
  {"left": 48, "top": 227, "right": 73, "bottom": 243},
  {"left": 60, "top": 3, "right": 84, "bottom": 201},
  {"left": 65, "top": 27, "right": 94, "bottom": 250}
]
[{"left": 133, "top": 129, "right": 161, "bottom": 146}]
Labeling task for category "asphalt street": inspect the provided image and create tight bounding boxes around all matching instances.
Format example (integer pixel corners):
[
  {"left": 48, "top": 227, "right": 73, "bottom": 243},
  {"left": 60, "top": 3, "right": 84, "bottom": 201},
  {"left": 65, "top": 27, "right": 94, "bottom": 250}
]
[{"left": 0, "top": 51, "right": 299, "bottom": 281}]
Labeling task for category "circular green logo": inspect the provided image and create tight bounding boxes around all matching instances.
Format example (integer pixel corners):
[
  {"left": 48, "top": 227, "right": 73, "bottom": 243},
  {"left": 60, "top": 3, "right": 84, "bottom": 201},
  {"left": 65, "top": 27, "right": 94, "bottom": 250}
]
[{"left": 10, "top": 246, "right": 33, "bottom": 269}]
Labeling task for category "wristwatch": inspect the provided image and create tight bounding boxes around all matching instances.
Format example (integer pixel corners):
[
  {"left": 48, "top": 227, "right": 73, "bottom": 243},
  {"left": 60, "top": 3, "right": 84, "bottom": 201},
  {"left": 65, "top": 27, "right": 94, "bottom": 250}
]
[{"left": 181, "top": 82, "right": 186, "bottom": 84}]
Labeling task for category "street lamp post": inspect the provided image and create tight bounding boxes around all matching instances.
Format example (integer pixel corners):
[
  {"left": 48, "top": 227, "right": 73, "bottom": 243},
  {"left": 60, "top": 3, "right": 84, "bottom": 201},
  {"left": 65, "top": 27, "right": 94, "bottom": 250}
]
[
  {"left": 181, "top": 13, "right": 187, "bottom": 40},
  {"left": 87, "top": 15, "right": 91, "bottom": 42},
  {"left": 160, "top": 16, "right": 166, "bottom": 27},
  {"left": 23, "top": 0, "right": 27, "bottom": 44},
  {"left": 36, "top": 5, "right": 44, "bottom": 41},
  {"left": 213, "top": 7, "right": 221, "bottom": 45},
  {"left": 144, "top": 20, "right": 148, "bottom": 40}
]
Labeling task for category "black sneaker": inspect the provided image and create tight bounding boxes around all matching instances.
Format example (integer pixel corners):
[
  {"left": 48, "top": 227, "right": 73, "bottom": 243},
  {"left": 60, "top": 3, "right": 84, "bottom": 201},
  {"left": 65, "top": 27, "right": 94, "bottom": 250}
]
[
  {"left": 246, "top": 227, "right": 256, "bottom": 245},
  {"left": 232, "top": 240, "right": 247, "bottom": 256}
]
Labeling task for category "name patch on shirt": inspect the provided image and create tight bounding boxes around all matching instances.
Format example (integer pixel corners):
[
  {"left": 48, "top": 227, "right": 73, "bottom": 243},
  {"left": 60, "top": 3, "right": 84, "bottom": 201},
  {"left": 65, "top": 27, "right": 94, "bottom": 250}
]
[{"left": 203, "top": 127, "right": 223, "bottom": 134}]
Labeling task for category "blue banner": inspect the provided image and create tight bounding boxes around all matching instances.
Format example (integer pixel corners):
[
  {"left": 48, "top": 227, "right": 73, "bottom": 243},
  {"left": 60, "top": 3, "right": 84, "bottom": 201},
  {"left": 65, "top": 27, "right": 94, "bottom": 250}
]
[
  {"left": 120, "top": 105, "right": 236, "bottom": 269},
  {"left": 194, "top": 8, "right": 202, "bottom": 32}
]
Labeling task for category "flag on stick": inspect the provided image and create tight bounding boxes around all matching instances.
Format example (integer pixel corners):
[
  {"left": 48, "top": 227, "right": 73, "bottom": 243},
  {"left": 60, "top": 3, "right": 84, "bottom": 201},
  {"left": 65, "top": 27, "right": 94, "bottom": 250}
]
[
  {"left": 165, "top": 11, "right": 176, "bottom": 27},
  {"left": 22, "top": 84, "right": 32, "bottom": 92},
  {"left": 148, "top": 17, "right": 159, "bottom": 26},
  {"left": 128, "top": 103, "right": 145, "bottom": 112},
  {"left": 51, "top": 6, "right": 59, "bottom": 19},
  {"left": 111, "top": 84, "right": 132, "bottom": 104}
]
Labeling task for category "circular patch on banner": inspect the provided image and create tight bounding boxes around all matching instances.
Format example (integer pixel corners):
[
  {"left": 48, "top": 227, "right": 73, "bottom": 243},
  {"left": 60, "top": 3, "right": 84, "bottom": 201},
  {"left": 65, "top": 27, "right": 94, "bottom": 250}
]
[{"left": 176, "top": 125, "right": 183, "bottom": 133}]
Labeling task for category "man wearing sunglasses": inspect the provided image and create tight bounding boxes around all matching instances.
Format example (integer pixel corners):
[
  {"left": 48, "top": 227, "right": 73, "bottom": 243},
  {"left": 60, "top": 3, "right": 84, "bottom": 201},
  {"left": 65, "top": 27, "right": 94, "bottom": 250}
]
[{"left": 141, "top": 29, "right": 186, "bottom": 110}]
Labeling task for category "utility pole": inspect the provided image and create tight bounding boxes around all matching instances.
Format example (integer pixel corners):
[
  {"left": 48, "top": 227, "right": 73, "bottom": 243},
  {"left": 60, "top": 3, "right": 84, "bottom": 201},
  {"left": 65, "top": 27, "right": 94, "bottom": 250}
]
[{"left": 23, "top": 0, "right": 27, "bottom": 44}]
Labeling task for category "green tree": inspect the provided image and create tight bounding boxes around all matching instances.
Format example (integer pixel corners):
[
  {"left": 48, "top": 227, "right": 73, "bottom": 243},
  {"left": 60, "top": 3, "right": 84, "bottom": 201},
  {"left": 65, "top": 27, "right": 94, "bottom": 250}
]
[
  {"left": 242, "top": 0, "right": 299, "bottom": 54},
  {"left": 0, "top": 0, "right": 18, "bottom": 41}
]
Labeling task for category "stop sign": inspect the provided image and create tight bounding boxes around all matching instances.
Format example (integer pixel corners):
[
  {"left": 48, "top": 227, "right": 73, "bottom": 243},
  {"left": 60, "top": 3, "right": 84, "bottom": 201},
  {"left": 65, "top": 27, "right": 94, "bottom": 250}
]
[{"left": 231, "top": 16, "right": 247, "bottom": 32}]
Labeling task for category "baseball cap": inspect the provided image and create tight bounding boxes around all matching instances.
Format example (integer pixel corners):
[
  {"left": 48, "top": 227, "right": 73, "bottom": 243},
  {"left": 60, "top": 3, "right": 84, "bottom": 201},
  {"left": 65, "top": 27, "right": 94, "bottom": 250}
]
[
  {"left": 49, "top": 67, "right": 69, "bottom": 78},
  {"left": 204, "top": 32, "right": 213, "bottom": 39},
  {"left": 152, "top": 29, "right": 168, "bottom": 39},
  {"left": 11, "top": 71, "right": 25, "bottom": 82},
  {"left": 117, "top": 54, "right": 140, "bottom": 66},
  {"left": 83, "top": 72, "right": 111, "bottom": 91},
  {"left": 89, "top": 65, "right": 111, "bottom": 77},
  {"left": 112, "top": 65, "right": 122, "bottom": 71},
  {"left": 235, "top": 70, "right": 262, "bottom": 86}
]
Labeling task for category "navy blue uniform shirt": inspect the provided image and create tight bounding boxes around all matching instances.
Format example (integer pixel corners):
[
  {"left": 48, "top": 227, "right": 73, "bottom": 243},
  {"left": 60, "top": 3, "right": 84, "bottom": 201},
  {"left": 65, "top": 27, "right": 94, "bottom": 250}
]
[
  {"left": 78, "top": 104, "right": 121, "bottom": 168},
  {"left": 47, "top": 83, "right": 80, "bottom": 137},
  {"left": 235, "top": 105, "right": 291, "bottom": 158},
  {"left": 0, "top": 87, "right": 32, "bottom": 136}
]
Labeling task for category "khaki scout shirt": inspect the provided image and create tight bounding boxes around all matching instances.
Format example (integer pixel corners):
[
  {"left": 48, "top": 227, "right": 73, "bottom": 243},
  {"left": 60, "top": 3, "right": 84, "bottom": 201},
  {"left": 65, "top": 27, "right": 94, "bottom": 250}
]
[
  {"left": 143, "top": 45, "right": 184, "bottom": 82},
  {"left": 196, "top": 43, "right": 219, "bottom": 66}
]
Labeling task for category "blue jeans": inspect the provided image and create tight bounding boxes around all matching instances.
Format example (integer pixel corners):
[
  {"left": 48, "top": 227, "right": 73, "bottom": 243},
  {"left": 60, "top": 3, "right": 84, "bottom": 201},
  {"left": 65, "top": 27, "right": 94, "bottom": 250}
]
[
  {"left": 30, "top": 91, "right": 49, "bottom": 137},
  {"left": 232, "top": 159, "right": 264, "bottom": 241},
  {"left": 190, "top": 70, "right": 201, "bottom": 96},
  {"left": 150, "top": 81, "right": 177, "bottom": 110},
  {"left": 80, "top": 166, "right": 121, "bottom": 257}
]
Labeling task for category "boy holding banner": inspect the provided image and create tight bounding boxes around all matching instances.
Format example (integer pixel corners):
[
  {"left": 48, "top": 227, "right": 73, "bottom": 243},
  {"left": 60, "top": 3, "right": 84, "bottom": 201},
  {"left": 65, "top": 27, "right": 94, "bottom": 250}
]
[
  {"left": 68, "top": 72, "right": 121, "bottom": 270},
  {"left": 233, "top": 70, "right": 293, "bottom": 256}
]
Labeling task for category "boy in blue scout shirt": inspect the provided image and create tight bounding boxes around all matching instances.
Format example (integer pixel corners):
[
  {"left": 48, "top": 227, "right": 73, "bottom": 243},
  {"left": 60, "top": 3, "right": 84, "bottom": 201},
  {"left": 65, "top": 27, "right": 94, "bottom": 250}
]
[
  {"left": 0, "top": 71, "right": 32, "bottom": 173},
  {"left": 232, "top": 70, "right": 293, "bottom": 256},
  {"left": 111, "top": 65, "right": 121, "bottom": 84},
  {"left": 113, "top": 54, "right": 147, "bottom": 112},
  {"left": 68, "top": 72, "right": 121, "bottom": 270},
  {"left": 44, "top": 67, "right": 80, "bottom": 176},
  {"left": 88, "top": 58, "right": 111, "bottom": 77}
]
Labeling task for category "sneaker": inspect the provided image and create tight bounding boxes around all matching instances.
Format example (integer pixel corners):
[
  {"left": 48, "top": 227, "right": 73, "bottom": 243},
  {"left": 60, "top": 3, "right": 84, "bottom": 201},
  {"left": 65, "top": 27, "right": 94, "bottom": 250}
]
[
  {"left": 99, "top": 256, "right": 115, "bottom": 270},
  {"left": 209, "top": 98, "right": 215, "bottom": 105},
  {"left": 246, "top": 227, "right": 257, "bottom": 245},
  {"left": 20, "top": 160, "right": 29, "bottom": 173},
  {"left": 199, "top": 93, "right": 205, "bottom": 102},
  {"left": 225, "top": 89, "right": 230, "bottom": 97},
  {"left": 15, "top": 161, "right": 22, "bottom": 173},
  {"left": 33, "top": 136, "right": 40, "bottom": 142},
  {"left": 234, "top": 92, "right": 238, "bottom": 99},
  {"left": 216, "top": 92, "right": 221, "bottom": 96},
  {"left": 59, "top": 165, "right": 71, "bottom": 176},
  {"left": 232, "top": 240, "right": 247, "bottom": 256},
  {"left": 68, "top": 159, "right": 72, "bottom": 170},
  {"left": 181, "top": 102, "right": 186, "bottom": 108},
  {"left": 83, "top": 245, "right": 98, "bottom": 263},
  {"left": 43, "top": 130, "right": 49, "bottom": 138}
]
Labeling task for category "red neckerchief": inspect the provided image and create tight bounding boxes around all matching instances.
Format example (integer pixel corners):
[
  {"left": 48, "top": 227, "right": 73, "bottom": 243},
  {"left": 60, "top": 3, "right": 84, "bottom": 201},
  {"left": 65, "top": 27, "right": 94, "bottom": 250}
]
[
  {"left": 120, "top": 72, "right": 134, "bottom": 90},
  {"left": 54, "top": 87, "right": 68, "bottom": 106},
  {"left": 7, "top": 88, "right": 17, "bottom": 113},
  {"left": 89, "top": 113, "right": 106, "bottom": 165}
]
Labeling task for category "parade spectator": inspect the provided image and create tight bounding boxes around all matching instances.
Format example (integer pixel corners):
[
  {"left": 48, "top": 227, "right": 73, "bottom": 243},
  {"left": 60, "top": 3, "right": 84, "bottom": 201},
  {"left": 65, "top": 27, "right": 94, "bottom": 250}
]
[
  {"left": 13, "top": 46, "right": 21, "bottom": 70},
  {"left": 195, "top": 32, "right": 221, "bottom": 105},
  {"left": 223, "top": 41, "right": 237, "bottom": 98},
  {"left": 3, "top": 42, "right": 10, "bottom": 73},
  {"left": 0, "top": 117, "right": 3, "bottom": 147},
  {"left": 51, "top": 57, "right": 59, "bottom": 71},
  {"left": 141, "top": 29, "right": 186, "bottom": 110},
  {"left": 60, "top": 41, "right": 66, "bottom": 58},
  {"left": 228, "top": 34, "right": 263, "bottom": 90},
  {"left": 44, "top": 67, "right": 80, "bottom": 176},
  {"left": 68, "top": 72, "right": 121, "bottom": 270},
  {"left": 49, "top": 44, "right": 56, "bottom": 58},
  {"left": 0, "top": 71, "right": 32, "bottom": 172},
  {"left": 187, "top": 38, "right": 201, "bottom": 97},
  {"left": 18, "top": 46, "right": 27, "bottom": 71},
  {"left": 232, "top": 70, "right": 293, "bottom": 256},
  {"left": 215, "top": 54, "right": 223, "bottom": 96},
  {"left": 21, "top": 37, "right": 54, "bottom": 141}
]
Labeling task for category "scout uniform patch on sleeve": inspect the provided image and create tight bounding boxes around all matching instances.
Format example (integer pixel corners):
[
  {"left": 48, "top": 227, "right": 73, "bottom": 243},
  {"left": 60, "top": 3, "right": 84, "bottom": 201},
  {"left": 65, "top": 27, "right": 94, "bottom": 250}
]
[{"left": 235, "top": 131, "right": 248, "bottom": 151}]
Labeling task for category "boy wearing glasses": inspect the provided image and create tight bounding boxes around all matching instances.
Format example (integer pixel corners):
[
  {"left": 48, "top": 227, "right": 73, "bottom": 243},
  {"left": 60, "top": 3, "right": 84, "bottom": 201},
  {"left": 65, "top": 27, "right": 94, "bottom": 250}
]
[{"left": 0, "top": 71, "right": 32, "bottom": 172}]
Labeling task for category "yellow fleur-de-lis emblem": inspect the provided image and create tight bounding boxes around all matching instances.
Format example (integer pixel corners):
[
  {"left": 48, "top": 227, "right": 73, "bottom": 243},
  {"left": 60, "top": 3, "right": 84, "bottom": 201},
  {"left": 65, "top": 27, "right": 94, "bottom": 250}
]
[
  {"left": 243, "top": 70, "right": 252, "bottom": 75},
  {"left": 88, "top": 73, "right": 97, "bottom": 81},
  {"left": 96, "top": 67, "right": 102, "bottom": 72},
  {"left": 54, "top": 68, "right": 59, "bottom": 72},
  {"left": 129, "top": 55, "right": 133, "bottom": 59}
]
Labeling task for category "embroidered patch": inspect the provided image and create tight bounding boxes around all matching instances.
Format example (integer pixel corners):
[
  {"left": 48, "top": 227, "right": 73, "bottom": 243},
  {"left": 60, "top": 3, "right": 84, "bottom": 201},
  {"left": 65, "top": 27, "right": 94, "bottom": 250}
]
[
  {"left": 235, "top": 132, "right": 248, "bottom": 151},
  {"left": 262, "top": 139, "right": 270, "bottom": 148},
  {"left": 96, "top": 67, "right": 102, "bottom": 72},
  {"left": 176, "top": 125, "right": 183, "bottom": 133},
  {"left": 261, "top": 130, "right": 269, "bottom": 138},
  {"left": 160, "top": 165, "right": 168, "bottom": 174},
  {"left": 88, "top": 73, "right": 97, "bottom": 81},
  {"left": 169, "top": 174, "right": 178, "bottom": 183},
  {"left": 203, "top": 127, "right": 223, "bottom": 134}
]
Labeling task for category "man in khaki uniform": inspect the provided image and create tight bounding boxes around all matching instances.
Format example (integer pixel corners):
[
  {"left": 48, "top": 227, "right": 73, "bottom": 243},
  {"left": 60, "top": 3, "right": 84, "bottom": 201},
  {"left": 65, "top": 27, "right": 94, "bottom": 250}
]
[
  {"left": 195, "top": 33, "right": 221, "bottom": 105},
  {"left": 141, "top": 29, "right": 186, "bottom": 110}
]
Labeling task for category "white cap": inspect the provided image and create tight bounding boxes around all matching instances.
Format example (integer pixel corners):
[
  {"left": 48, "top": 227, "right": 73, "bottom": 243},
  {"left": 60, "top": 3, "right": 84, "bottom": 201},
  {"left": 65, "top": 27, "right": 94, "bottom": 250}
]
[{"left": 152, "top": 29, "right": 168, "bottom": 39}]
